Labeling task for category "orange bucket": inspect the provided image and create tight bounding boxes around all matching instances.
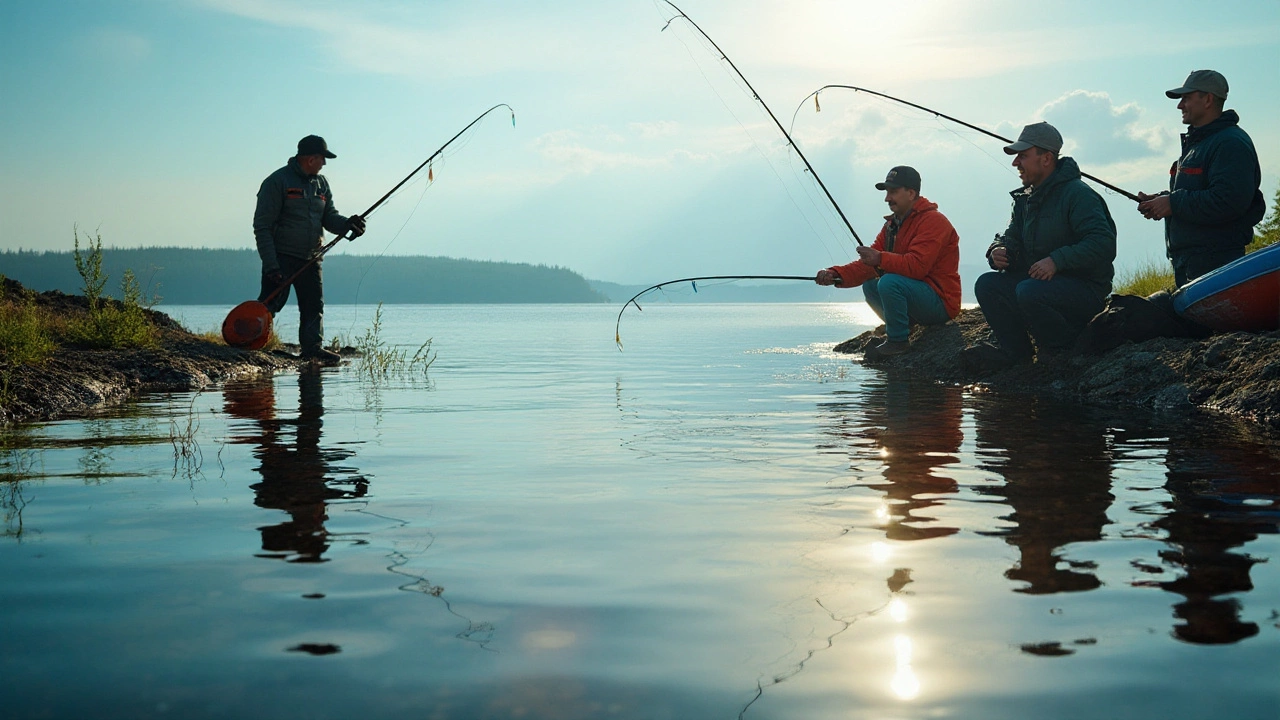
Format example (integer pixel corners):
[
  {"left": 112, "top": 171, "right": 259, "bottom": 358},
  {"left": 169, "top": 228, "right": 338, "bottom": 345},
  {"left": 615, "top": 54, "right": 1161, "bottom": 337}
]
[{"left": 222, "top": 300, "right": 274, "bottom": 350}]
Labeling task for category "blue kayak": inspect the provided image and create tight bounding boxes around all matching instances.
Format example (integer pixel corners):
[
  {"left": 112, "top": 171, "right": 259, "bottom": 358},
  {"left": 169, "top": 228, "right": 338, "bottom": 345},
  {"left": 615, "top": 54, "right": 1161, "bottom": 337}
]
[{"left": 1173, "top": 243, "right": 1280, "bottom": 332}]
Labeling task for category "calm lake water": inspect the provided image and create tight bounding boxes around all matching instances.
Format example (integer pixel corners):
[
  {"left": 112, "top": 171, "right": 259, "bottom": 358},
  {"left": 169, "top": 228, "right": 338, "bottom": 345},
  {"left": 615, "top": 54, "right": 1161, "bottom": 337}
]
[{"left": 2, "top": 303, "right": 1278, "bottom": 720}]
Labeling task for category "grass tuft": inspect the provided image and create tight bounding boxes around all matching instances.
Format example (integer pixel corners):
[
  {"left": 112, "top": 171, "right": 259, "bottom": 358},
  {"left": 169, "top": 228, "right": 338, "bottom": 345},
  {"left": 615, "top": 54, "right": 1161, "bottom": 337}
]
[
  {"left": 356, "top": 304, "right": 435, "bottom": 379},
  {"left": 1113, "top": 258, "right": 1175, "bottom": 297}
]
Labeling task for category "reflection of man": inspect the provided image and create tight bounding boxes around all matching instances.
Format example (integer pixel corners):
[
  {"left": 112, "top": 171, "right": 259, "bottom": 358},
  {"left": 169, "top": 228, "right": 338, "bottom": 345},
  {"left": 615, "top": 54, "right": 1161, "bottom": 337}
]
[
  {"left": 972, "top": 397, "right": 1113, "bottom": 595},
  {"left": 1148, "top": 429, "right": 1280, "bottom": 644},
  {"left": 254, "top": 135, "right": 367, "bottom": 364},
  {"left": 965, "top": 123, "right": 1116, "bottom": 371},
  {"left": 1136, "top": 70, "right": 1266, "bottom": 288},
  {"left": 224, "top": 369, "right": 367, "bottom": 563},
  {"left": 820, "top": 381, "right": 963, "bottom": 542},
  {"left": 815, "top": 166, "right": 960, "bottom": 361}
]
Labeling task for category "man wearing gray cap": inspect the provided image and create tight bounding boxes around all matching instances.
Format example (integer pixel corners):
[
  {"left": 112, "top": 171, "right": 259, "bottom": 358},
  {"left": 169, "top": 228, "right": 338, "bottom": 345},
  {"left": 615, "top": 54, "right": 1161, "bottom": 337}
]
[
  {"left": 815, "top": 166, "right": 961, "bottom": 361},
  {"left": 253, "top": 135, "right": 367, "bottom": 363},
  {"left": 964, "top": 122, "right": 1116, "bottom": 371},
  {"left": 1136, "top": 70, "right": 1265, "bottom": 287}
]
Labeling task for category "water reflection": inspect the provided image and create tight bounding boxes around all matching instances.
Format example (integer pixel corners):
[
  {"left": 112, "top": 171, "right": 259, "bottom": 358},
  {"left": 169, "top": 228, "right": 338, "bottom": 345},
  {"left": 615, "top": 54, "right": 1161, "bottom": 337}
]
[
  {"left": 224, "top": 370, "right": 368, "bottom": 563},
  {"left": 1144, "top": 426, "right": 1280, "bottom": 644},
  {"left": 820, "top": 381, "right": 963, "bottom": 544},
  {"left": 972, "top": 397, "right": 1114, "bottom": 595}
]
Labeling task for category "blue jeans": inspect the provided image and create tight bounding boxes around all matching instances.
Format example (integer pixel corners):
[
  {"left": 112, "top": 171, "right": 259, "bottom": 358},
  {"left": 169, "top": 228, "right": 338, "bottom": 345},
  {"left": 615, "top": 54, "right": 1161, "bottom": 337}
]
[
  {"left": 974, "top": 271, "right": 1104, "bottom": 361},
  {"left": 862, "top": 274, "right": 951, "bottom": 342}
]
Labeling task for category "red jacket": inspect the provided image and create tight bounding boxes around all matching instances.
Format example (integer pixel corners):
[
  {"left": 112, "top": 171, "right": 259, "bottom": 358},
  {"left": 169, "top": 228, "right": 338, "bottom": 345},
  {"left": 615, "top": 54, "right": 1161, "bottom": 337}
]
[{"left": 826, "top": 196, "right": 961, "bottom": 318}]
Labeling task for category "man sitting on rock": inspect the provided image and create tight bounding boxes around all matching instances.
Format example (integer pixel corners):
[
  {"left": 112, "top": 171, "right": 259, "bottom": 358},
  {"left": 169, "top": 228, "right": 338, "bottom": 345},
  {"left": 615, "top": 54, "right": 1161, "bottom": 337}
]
[
  {"left": 816, "top": 165, "right": 960, "bottom": 362},
  {"left": 963, "top": 123, "right": 1116, "bottom": 372}
]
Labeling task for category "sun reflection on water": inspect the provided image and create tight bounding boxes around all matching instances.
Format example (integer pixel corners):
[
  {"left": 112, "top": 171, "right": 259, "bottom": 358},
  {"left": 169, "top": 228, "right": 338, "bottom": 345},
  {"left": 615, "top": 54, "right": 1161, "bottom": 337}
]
[{"left": 890, "top": 634, "right": 920, "bottom": 700}]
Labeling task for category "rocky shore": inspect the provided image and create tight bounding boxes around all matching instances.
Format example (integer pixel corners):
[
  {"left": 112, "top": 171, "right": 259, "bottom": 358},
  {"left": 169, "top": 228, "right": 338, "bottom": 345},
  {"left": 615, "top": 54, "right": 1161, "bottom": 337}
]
[
  {"left": 0, "top": 282, "right": 307, "bottom": 425},
  {"left": 837, "top": 308, "right": 1280, "bottom": 430}
]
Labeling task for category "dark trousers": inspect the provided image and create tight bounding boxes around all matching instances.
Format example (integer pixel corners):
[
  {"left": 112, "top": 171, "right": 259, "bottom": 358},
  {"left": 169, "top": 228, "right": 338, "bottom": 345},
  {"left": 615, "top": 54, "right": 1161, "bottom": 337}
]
[
  {"left": 1171, "top": 247, "right": 1244, "bottom": 288},
  {"left": 259, "top": 254, "right": 324, "bottom": 352},
  {"left": 974, "top": 271, "right": 1104, "bottom": 361}
]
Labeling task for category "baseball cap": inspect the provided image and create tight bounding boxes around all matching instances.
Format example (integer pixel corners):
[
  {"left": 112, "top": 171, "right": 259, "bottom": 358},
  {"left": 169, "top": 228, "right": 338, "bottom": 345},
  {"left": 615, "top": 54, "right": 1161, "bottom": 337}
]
[
  {"left": 1166, "top": 70, "right": 1229, "bottom": 99},
  {"left": 297, "top": 135, "right": 337, "bottom": 159},
  {"left": 1003, "top": 122, "right": 1063, "bottom": 155},
  {"left": 875, "top": 165, "right": 921, "bottom": 191}
]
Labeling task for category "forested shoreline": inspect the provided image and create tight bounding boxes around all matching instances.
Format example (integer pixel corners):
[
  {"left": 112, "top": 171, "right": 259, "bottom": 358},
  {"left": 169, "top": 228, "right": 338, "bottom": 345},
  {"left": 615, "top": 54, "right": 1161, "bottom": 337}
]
[{"left": 0, "top": 247, "right": 608, "bottom": 305}]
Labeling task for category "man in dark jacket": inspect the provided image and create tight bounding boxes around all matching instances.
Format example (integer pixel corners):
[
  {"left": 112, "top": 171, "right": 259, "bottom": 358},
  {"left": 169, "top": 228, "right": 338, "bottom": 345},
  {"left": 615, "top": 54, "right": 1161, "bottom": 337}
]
[
  {"left": 964, "top": 122, "right": 1117, "bottom": 371},
  {"left": 254, "top": 135, "right": 366, "bottom": 363},
  {"left": 1136, "top": 70, "right": 1266, "bottom": 287}
]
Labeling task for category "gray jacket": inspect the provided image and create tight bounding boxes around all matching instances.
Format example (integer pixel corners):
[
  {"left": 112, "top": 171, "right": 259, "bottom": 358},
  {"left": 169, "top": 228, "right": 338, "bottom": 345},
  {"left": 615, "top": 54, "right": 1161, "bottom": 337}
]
[{"left": 253, "top": 157, "right": 356, "bottom": 272}]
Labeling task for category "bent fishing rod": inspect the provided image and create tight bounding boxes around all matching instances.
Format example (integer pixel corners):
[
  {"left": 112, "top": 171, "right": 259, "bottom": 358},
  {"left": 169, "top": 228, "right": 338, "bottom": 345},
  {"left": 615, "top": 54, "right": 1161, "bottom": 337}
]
[
  {"left": 262, "top": 103, "right": 517, "bottom": 306},
  {"left": 794, "top": 85, "right": 1140, "bottom": 202},
  {"left": 615, "top": 274, "right": 814, "bottom": 349},
  {"left": 662, "top": 1, "right": 864, "bottom": 247}
]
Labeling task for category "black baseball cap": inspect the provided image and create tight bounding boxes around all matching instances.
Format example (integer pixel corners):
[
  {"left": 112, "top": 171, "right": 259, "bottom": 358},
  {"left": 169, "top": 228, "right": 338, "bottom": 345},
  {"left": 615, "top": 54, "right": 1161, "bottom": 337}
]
[
  {"left": 875, "top": 166, "right": 921, "bottom": 191},
  {"left": 297, "top": 135, "right": 337, "bottom": 159}
]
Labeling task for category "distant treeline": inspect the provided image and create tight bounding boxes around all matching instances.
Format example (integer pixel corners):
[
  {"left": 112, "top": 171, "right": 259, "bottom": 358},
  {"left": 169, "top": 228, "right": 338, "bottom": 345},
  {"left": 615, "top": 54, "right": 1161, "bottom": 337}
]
[{"left": 0, "top": 248, "right": 607, "bottom": 305}]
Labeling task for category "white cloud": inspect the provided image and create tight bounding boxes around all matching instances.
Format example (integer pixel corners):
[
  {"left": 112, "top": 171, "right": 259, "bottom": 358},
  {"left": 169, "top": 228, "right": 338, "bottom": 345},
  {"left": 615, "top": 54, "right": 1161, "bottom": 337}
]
[{"left": 1036, "top": 90, "right": 1173, "bottom": 162}]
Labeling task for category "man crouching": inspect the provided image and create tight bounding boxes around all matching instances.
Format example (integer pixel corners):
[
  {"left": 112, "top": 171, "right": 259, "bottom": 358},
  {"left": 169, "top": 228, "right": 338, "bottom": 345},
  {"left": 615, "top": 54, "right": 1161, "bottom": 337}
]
[
  {"left": 816, "top": 166, "right": 961, "bottom": 362},
  {"left": 964, "top": 122, "right": 1116, "bottom": 372}
]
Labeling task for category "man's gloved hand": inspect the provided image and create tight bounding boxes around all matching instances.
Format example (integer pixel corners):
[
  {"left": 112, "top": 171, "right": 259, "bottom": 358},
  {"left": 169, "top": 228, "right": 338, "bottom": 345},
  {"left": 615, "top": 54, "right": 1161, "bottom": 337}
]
[
  {"left": 265, "top": 270, "right": 286, "bottom": 288},
  {"left": 348, "top": 214, "right": 366, "bottom": 239}
]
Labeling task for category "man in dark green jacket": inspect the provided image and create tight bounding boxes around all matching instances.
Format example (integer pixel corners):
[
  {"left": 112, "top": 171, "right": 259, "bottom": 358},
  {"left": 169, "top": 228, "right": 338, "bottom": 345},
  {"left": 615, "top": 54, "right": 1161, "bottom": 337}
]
[
  {"left": 1136, "top": 70, "right": 1266, "bottom": 287},
  {"left": 253, "top": 135, "right": 365, "bottom": 363},
  {"left": 964, "top": 122, "right": 1117, "bottom": 371}
]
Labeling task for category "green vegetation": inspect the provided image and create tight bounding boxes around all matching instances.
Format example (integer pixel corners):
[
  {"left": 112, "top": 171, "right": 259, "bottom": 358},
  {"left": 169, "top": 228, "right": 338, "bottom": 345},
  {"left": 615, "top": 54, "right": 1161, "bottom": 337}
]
[
  {"left": 1248, "top": 186, "right": 1280, "bottom": 252},
  {"left": 356, "top": 303, "right": 435, "bottom": 379},
  {"left": 1113, "top": 258, "right": 1175, "bottom": 297},
  {"left": 0, "top": 247, "right": 607, "bottom": 304},
  {"left": 65, "top": 229, "right": 157, "bottom": 350}
]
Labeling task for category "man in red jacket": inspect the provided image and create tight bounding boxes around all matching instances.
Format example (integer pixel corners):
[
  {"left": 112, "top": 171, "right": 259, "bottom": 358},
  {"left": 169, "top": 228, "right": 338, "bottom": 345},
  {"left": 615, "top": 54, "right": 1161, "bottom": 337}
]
[{"left": 816, "top": 166, "right": 961, "bottom": 361}]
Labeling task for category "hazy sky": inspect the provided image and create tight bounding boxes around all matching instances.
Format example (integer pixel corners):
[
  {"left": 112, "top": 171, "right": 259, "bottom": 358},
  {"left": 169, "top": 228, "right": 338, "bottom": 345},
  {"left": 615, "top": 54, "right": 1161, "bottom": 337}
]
[{"left": 2, "top": 0, "right": 1277, "bottom": 283}]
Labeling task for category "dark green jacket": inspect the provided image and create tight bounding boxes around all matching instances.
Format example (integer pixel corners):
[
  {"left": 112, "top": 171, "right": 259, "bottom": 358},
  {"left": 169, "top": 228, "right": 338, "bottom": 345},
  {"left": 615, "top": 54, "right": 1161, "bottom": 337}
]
[
  {"left": 987, "top": 156, "right": 1117, "bottom": 297},
  {"left": 253, "top": 157, "right": 356, "bottom": 273},
  {"left": 1165, "top": 110, "right": 1266, "bottom": 257}
]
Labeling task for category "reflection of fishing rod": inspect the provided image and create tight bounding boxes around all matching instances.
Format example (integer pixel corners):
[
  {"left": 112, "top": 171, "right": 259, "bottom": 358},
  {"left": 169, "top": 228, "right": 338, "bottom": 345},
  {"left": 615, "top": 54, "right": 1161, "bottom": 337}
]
[
  {"left": 615, "top": 275, "right": 813, "bottom": 349},
  {"left": 222, "top": 104, "right": 516, "bottom": 349},
  {"left": 795, "top": 85, "right": 1140, "bottom": 202},
  {"left": 661, "top": 1, "right": 864, "bottom": 246}
]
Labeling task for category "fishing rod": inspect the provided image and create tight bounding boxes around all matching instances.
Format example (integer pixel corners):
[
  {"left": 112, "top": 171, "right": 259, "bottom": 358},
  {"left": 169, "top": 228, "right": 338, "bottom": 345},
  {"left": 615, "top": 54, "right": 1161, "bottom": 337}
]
[
  {"left": 615, "top": 274, "right": 814, "bottom": 349},
  {"left": 661, "top": 1, "right": 865, "bottom": 246},
  {"left": 261, "top": 103, "right": 517, "bottom": 307},
  {"left": 794, "top": 85, "right": 1139, "bottom": 202},
  {"left": 223, "top": 103, "right": 516, "bottom": 350}
]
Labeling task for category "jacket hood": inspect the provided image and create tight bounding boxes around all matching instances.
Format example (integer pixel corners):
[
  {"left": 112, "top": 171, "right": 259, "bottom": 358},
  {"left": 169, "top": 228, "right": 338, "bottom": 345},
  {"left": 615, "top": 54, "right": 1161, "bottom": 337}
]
[
  {"left": 1185, "top": 109, "right": 1241, "bottom": 143},
  {"left": 1009, "top": 156, "right": 1082, "bottom": 199}
]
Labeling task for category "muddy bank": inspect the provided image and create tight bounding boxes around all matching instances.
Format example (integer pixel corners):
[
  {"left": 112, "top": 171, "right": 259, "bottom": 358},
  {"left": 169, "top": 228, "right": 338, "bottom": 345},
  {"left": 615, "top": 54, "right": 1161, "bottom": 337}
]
[
  {"left": 836, "top": 308, "right": 1280, "bottom": 429},
  {"left": 1, "top": 281, "right": 309, "bottom": 425}
]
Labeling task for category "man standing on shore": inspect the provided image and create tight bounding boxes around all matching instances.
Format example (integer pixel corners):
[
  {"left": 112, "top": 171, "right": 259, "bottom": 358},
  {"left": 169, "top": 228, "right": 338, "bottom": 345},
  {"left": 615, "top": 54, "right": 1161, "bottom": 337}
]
[
  {"left": 816, "top": 166, "right": 960, "bottom": 362},
  {"left": 253, "top": 135, "right": 366, "bottom": 364},
  {"left": 964, "top": 122, "right": 1116, "bottom": 371},
  {"left": 1136, "top": 70, "right": 1266, "bottom": 288}
]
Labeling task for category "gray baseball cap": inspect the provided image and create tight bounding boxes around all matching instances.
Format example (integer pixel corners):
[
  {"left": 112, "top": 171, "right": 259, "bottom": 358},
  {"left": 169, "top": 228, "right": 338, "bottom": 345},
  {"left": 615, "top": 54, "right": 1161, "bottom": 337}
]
[
  {"left": 1003, "top": 122, "right": 1063, "bottom": 155},
  {"left": 875, "top": 165, "right": 921, "bottom": 191},
  {"left": 1166, "top": 69, "right": 1229, "bottom": 99}
]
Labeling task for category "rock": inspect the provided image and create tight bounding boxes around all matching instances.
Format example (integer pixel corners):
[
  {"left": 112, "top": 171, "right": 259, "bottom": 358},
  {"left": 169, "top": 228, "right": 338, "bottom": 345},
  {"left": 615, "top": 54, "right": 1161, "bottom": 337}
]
[{"left": 836, "top": 308, "right": 1280, "bottom": 429}]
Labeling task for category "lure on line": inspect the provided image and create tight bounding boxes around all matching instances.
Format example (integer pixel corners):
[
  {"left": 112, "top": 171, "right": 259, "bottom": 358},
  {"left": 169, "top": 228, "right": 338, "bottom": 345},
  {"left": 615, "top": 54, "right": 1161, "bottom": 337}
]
[
  {"left": 615, "top": 275, "right": 814, "bottom": 350},
  {"left": 796, "top": 84, "right": 1140, "bottom": 202}
]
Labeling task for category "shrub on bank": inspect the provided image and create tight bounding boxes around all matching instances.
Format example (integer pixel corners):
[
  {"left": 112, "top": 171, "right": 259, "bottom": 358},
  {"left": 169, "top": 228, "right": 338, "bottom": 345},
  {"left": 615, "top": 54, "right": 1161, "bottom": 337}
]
[{"left": 67, "top": 229, "right": 156, "bottom": 350}]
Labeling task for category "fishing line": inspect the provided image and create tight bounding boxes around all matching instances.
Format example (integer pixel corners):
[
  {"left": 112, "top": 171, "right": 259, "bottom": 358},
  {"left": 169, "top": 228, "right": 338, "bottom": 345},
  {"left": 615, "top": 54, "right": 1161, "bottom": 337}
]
[
  {"left": 795, "top": 85, "right": 1140, "bottom": 201},
  {"left": 310, "top": 105, "right": 515, "bottom": 337},
  {"left": 655, "top": 7, "right": 847, "bottom": 264},
  {"left": 615, "top": 274, "right": 815, "bottom": 349},
  {"left": 658, "top": 1, "right": 866, "bottom": 248}
]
